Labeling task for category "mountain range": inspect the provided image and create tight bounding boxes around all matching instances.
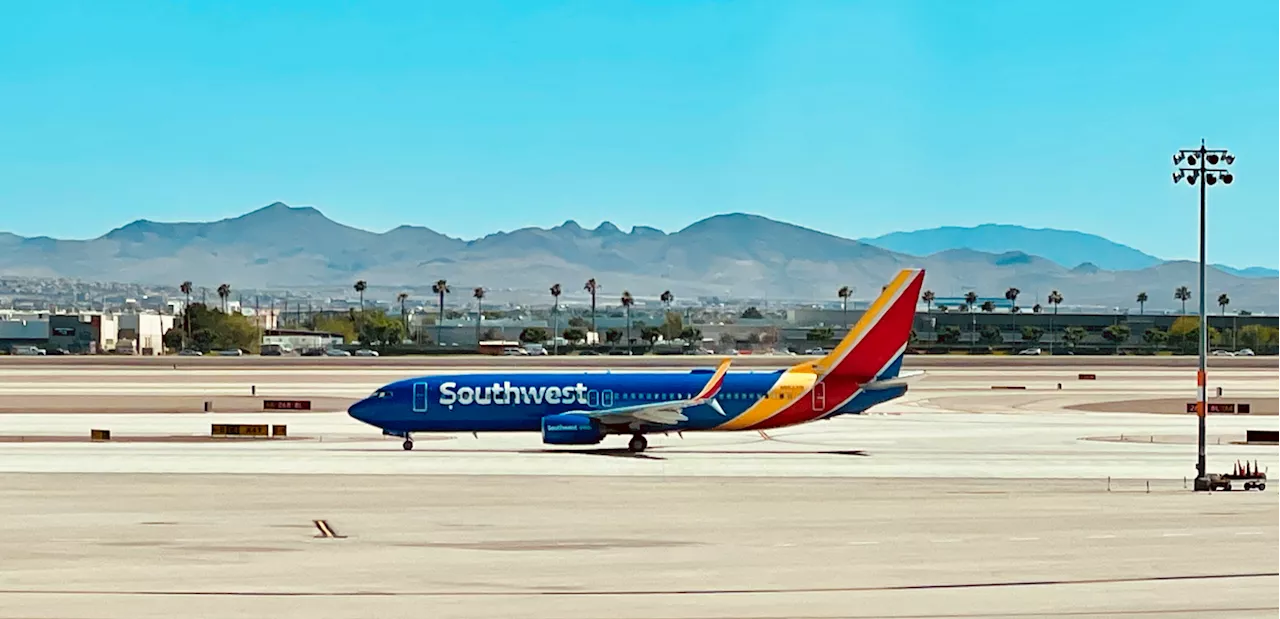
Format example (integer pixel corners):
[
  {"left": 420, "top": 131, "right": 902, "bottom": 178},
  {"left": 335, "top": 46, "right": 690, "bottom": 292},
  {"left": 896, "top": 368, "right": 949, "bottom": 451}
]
[
  {"left": 859, "top": 224, "right": 1279, "bottom": 279},
  {"left": 1, "top": 203, "right": 1275, "bottom": 311}
]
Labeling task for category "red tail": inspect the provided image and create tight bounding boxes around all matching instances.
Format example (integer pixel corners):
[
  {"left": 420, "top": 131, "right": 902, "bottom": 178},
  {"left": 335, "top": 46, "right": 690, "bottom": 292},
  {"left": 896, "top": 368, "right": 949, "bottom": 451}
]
[{"left": 813, "top": 269, "right": 925, "bottom": 381}]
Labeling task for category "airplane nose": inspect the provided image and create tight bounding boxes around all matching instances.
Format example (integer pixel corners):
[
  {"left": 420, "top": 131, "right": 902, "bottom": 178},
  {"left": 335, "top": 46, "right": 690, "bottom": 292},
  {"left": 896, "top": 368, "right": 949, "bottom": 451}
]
[{"left": 348, "top": 398, "right": 374, "bottom": 424}]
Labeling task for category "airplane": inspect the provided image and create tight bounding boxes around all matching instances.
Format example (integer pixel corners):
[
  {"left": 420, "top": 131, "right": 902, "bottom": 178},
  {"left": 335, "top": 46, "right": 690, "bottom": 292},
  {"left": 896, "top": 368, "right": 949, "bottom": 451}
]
[{"left": 348, "top": 268, "right": 926, "bottom": 452}]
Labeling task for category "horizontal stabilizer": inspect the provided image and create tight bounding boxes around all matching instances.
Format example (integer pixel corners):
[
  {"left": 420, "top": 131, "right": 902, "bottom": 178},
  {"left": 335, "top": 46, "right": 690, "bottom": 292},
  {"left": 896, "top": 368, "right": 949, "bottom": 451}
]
[{"left": 861, "top": 370, "right": 925, "bottom": 391}]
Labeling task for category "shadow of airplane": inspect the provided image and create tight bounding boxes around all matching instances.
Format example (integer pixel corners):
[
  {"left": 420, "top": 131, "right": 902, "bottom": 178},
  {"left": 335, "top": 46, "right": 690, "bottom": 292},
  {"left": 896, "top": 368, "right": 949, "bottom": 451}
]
[
  {"left": 348, "top": 447, "right": 869, "bottom": 459},
  {"left": 535, "top": 448, "right": 666, "bottom": 460}
]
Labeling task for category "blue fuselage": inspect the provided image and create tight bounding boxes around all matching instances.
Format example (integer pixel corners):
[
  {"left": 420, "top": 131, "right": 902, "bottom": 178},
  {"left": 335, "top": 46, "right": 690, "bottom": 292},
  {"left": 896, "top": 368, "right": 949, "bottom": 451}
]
[{"left": 348, "top": 369, "right": 906, "bottom": 434}]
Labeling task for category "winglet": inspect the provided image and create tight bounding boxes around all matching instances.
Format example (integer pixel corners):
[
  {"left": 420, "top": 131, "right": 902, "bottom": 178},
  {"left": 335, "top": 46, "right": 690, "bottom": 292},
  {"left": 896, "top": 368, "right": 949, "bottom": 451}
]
[{"left": 693, "top": 358, "right": 732, "bottom": 401}]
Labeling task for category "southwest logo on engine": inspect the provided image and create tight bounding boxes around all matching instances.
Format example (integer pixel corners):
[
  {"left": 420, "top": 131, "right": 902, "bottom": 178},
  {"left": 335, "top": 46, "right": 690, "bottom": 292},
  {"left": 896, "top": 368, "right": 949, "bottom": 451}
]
[{"left": 438, "top": 381, "right": 590, "bottom": 407}]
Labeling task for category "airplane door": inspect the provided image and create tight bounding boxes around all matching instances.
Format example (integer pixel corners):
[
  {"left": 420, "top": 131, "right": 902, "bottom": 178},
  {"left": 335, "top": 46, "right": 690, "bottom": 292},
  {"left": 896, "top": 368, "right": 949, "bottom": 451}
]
[
  {"left": 811, "top": 382, "right": 827, "bottom": 413},
  {"left": 412, "top": 383, "right": 429, "bottom": 413},
  {"left": 601, "top": 390, "right": 614, "bottom": 407}
]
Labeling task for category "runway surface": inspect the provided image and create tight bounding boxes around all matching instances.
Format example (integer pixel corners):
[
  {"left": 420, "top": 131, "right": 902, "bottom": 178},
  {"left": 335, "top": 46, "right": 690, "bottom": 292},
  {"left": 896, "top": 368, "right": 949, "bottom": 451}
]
[{"left": 0, "top": 359, "right": 1276, "bottom": 618}]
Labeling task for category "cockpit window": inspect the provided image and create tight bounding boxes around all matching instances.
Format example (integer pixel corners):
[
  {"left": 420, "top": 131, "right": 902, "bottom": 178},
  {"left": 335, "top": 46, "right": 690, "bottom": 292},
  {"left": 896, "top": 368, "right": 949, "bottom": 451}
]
[{"left": 372, "top": 390, "right": 393, "bottom": 399}]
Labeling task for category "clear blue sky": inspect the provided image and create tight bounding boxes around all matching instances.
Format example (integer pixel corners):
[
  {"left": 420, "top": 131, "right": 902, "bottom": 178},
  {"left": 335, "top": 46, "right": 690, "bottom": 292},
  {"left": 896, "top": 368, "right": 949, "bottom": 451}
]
[{"left": 2, "top": 1, "right": 1276, "bottom": 268}]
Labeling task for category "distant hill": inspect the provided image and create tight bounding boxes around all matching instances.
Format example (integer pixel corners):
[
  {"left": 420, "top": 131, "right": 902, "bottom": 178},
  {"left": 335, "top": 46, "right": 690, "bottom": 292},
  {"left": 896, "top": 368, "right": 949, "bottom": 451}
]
[
  {"left": 1213, "top": 264, "right": 1280, "bottom": 279},
  {"left": 860, "top": 224, "right": 1164, "bottom": 271},
  {"left": 1, "top": 203, "right": 1276, "bottom": 311}
]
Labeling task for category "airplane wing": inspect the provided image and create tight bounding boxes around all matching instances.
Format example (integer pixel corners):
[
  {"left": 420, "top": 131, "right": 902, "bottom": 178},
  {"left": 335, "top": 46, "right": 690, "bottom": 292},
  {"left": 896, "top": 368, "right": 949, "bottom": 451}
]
[{"left": 567, "top": 358, "right": 732, "bottom": 430}]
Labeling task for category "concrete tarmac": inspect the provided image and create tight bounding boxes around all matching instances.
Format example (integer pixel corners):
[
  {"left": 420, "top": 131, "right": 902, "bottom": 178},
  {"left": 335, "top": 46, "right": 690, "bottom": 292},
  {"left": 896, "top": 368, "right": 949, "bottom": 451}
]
[
  {"left": 0, "top": 359, "right": 1276, "bottom": 618},
  {"left": 0, "top": 475, "right": 1274, "bottom": 619}
]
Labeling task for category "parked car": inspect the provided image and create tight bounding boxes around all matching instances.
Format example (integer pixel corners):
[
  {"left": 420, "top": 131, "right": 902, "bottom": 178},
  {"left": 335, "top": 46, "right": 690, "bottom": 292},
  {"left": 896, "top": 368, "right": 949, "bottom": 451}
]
[
  {"left": 501, "top": 347, "right": 529, "bottom": 356},
  {"left": 804, "top": 348, "right": 827, "bottom": 355},
  {"left": 177, "top": 349, "right": 203, "bottom": 356},
  {"left": 324, "top": 349, "right": 352, "bottom": 357},
  {"left": 1017, "top": 347, "right": 1042, "bottom": 356},
  {"left": 354, "top": 349, "right": 379, "bottom": 357},
  {"left": 214, "top": 349, "right": 244, "bottom": 356},
  {"left": 1236, "top": 348, "right": 1256, "bottom": 356}
]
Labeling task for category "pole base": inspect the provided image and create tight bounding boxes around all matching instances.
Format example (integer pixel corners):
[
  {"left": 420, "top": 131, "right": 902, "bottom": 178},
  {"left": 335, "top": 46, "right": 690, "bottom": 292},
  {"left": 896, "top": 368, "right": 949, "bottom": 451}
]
[{"left": 1193, "top": 476, "right": 1213, "bottom": 492}]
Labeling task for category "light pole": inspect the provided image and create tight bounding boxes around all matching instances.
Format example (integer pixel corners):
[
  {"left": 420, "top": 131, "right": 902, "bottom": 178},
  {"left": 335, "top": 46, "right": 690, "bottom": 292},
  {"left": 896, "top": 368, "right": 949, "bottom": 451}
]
[{"left": 1172, "top": 140, "right": 1234, "bottom": 490}]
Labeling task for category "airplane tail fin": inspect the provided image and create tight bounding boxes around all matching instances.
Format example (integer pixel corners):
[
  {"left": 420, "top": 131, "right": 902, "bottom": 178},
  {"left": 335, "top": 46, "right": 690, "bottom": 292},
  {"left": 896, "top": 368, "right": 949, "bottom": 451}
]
[{"left": 809, "top": 269, "right": 925, "bottom": 382}]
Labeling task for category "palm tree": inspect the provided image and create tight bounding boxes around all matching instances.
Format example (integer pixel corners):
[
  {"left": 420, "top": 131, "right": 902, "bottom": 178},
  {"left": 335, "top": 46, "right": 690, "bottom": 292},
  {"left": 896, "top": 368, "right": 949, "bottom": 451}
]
[
  {"left": 397, "top": 292, "right": 410, "bottom": 339},
  {"left": 1136, "top": 292, "right": 1148, "bottom": 315},
  {"left": 217, "top": 283, "right": 231, "bottom": 313},
  {"left": 550, "top": 283, "right": 562, "bottom": 355},
  {"left": 352, "top": 280, "right": 368, "bottom": 342},
  {"left": 353, "top": 280, "right": 367, "bottom": 313},
  {"left": 837, "top": 286, "right": 853, "bottom": 326},
  {"left": 1047, "top": 290, "right": 1064, "bottom": 355},
  {"left": 1004, "top": 287, "right": 1020, "bottom": 336},
  {"left": 980, "top": 301, "right": 995, "bottom": 312},
  {"left": 963, "top": 291, "right": 979, "bottom": 351},
  {"left": 584, "top": 278, "right": 599, "bottom": 333},
  {"left": 620, "top": 291, "right": 634, "bottom": 354},
  {"left": 922, "top": 290, "right": 935, "bottom": 313},
  {"left": 1004, "top": 287, "right": 1020, "bottom": 312},
  {"left": 998, "top": 287, "right": 1018, "bottom": 312},
  {"left": 180, "top": 281, "right": 193, "bottom": 344},
  {"left": 1174, "top": 286, "right": 1191, "bottom": 314},
  {"left": 1219, "top": 294, "right": 1235, "bottom": 349},
  {"left": 473, "top": 287, "right": 486, "bottom": 346},
  {"left": 432, "top": 279, "right": 450, "bottom": 346}
]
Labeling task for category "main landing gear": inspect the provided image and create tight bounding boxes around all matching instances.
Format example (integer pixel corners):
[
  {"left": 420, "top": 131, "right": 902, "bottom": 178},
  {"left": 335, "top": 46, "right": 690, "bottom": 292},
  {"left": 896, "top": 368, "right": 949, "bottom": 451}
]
[
  {"left": 402, "top": 434, "right": 414, "bottom": 451},
  {"left": 628, "top": 434, "right": 648, "bottom": 453}
]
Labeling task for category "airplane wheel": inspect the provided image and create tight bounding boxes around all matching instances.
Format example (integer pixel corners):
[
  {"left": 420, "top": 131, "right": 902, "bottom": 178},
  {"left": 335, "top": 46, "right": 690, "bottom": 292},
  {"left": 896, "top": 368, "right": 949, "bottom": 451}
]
[
  {"left": 402, "top": 439, "right": 414, "bottom": 451},
  {"left": 628, "top": 435, "right": 647, "bottom": 453}
]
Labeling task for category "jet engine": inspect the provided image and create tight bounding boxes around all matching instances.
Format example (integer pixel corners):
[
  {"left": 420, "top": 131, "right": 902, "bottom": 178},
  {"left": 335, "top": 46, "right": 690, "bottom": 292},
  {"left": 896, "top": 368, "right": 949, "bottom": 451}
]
[{"left": 540, "top": 414, "right": 605, "bottom": 445}]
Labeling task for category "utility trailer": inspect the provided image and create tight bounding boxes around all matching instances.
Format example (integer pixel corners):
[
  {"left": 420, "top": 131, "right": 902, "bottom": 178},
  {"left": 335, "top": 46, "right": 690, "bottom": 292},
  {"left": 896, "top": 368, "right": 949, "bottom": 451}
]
[{"left": 1207, "top": 461, "right": 1267, "bottom": 491}]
